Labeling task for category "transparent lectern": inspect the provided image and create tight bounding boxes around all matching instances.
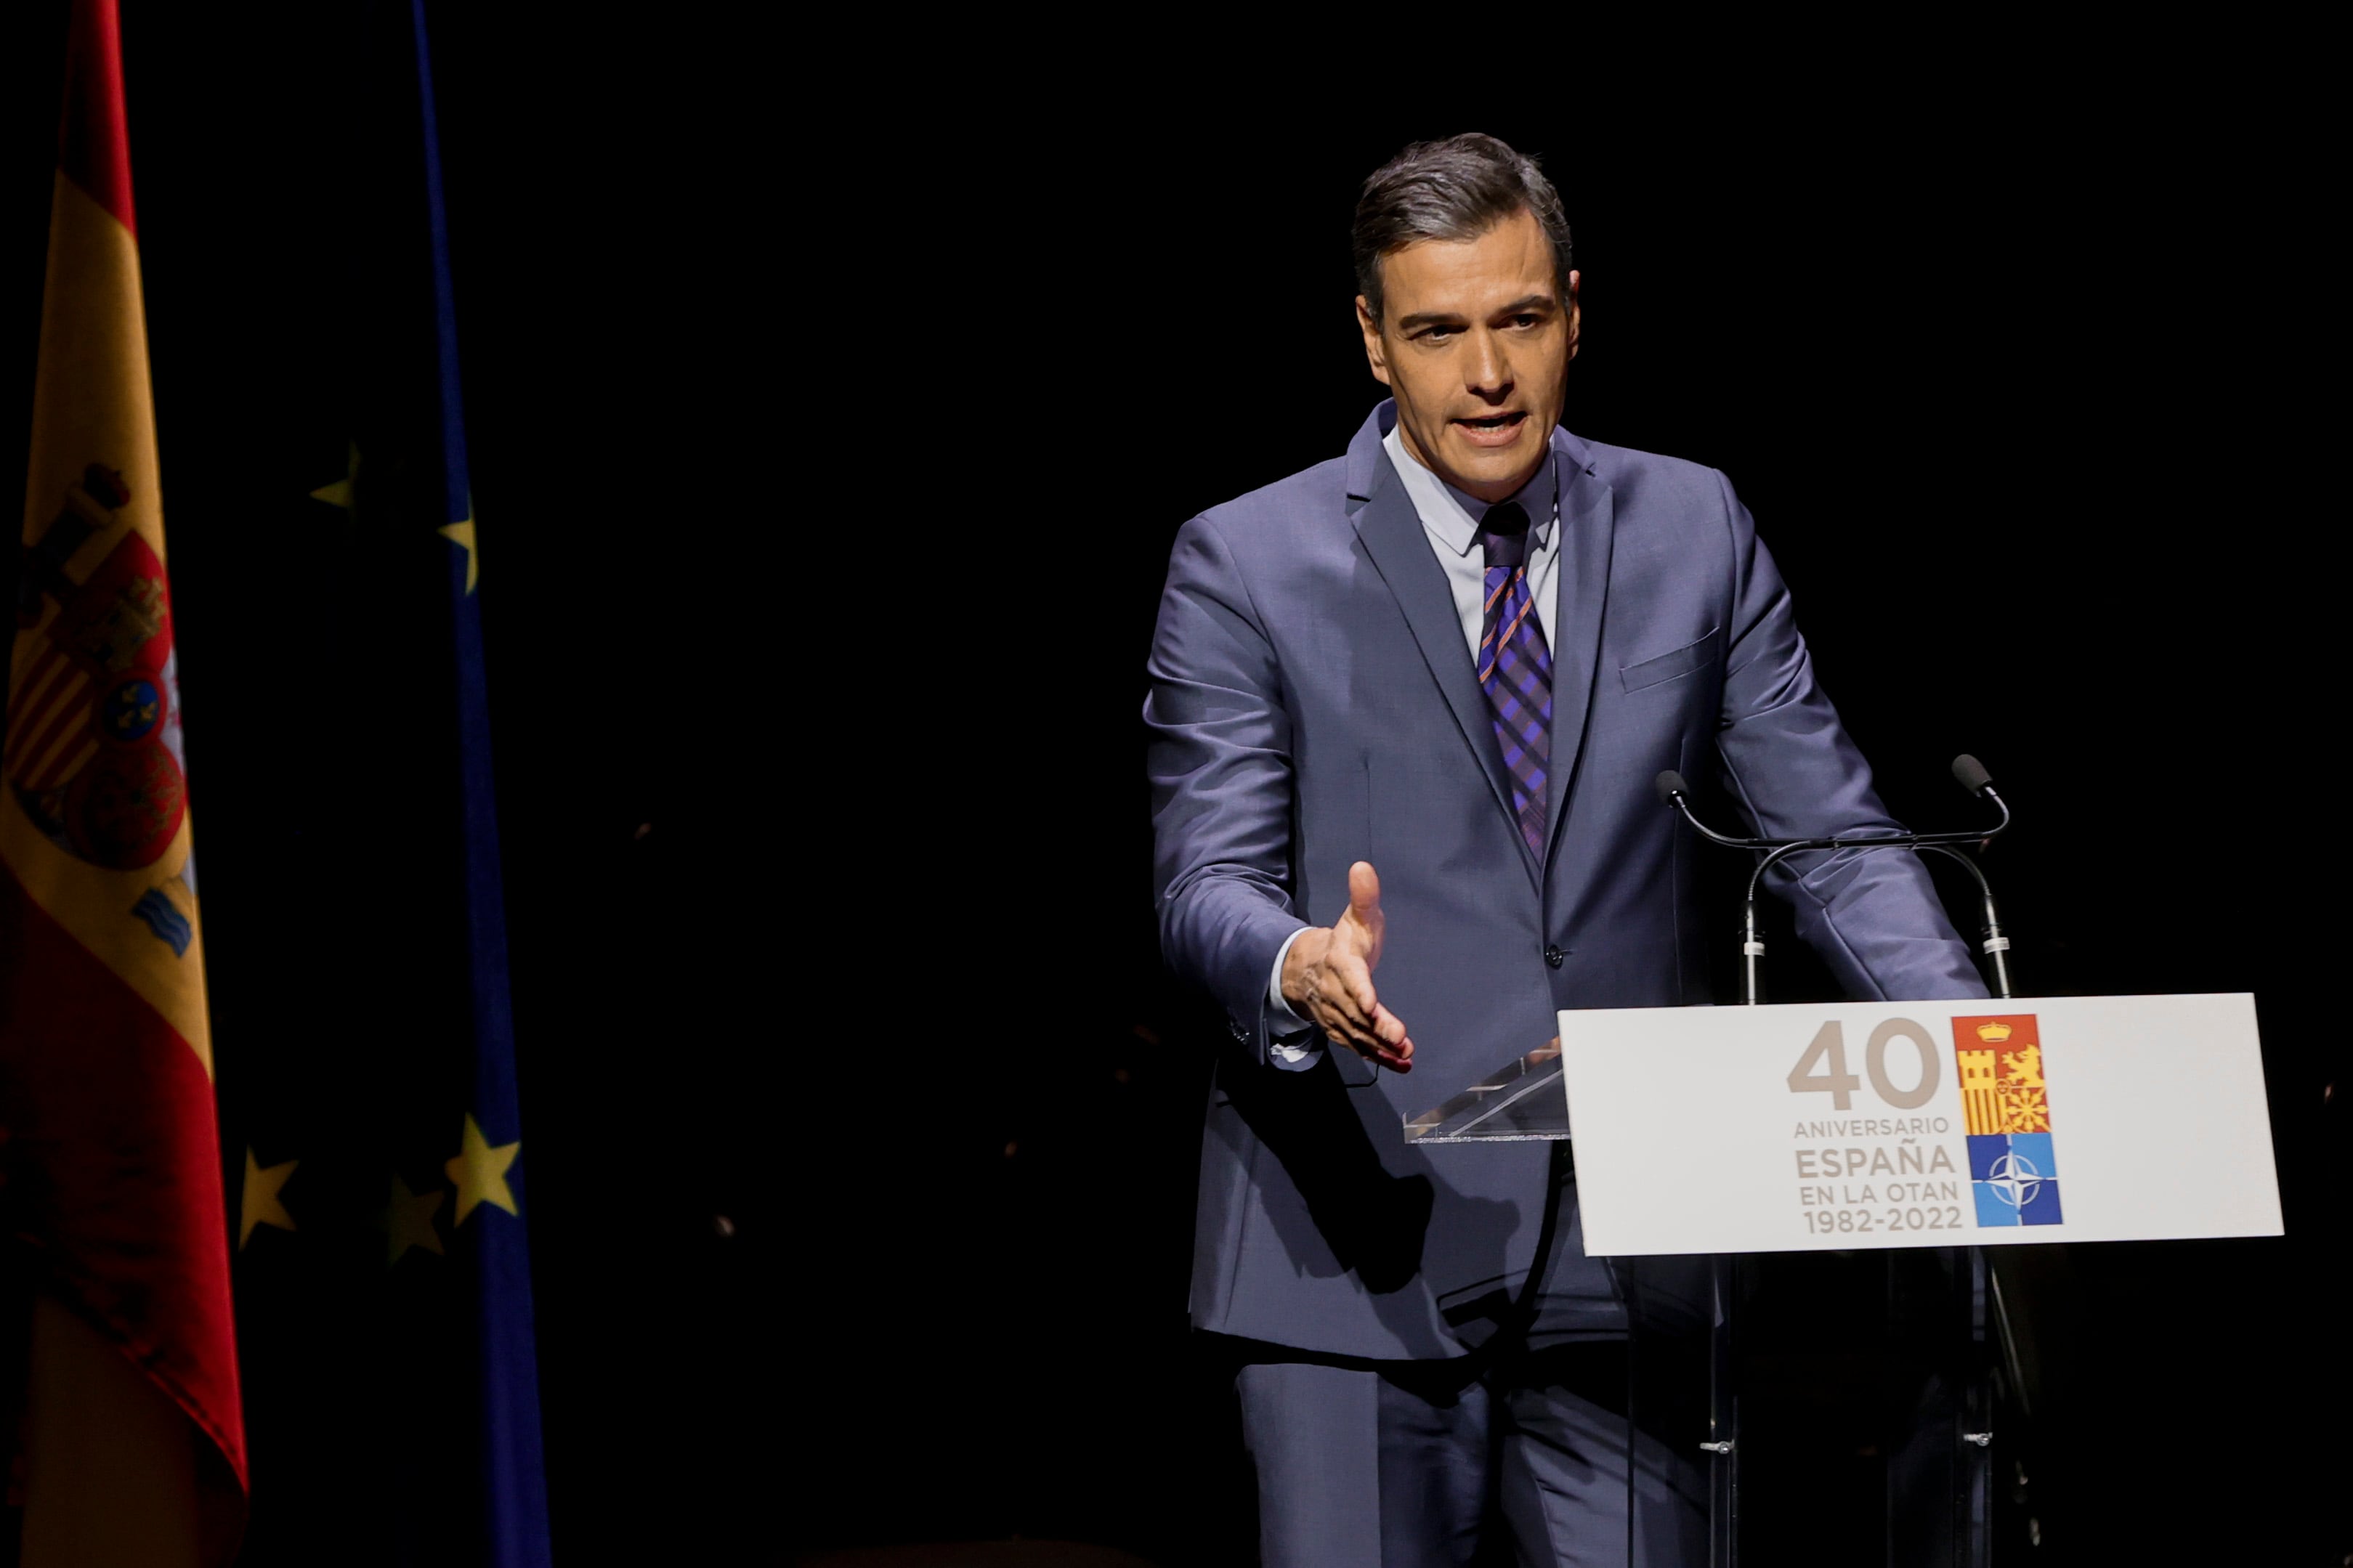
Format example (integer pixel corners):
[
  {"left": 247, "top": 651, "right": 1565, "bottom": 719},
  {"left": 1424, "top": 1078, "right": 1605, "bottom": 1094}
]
[
  {"left": 1406, "top": 1027, "right": 2009, "bottom": 1568},
  {"left": 1403, "top": 760, "right": 2028, "bottom": 1567}
]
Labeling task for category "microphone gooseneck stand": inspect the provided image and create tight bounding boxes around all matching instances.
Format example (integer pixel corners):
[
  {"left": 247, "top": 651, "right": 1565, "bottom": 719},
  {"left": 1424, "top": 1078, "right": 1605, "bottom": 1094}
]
[{"left": 1655, "top": 756, "right": 2014, "bottom": 1568}]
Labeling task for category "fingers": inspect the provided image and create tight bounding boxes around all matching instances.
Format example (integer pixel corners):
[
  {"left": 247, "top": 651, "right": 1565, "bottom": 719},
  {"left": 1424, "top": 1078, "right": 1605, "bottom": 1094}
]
[
  {"left": 1291, "top": 868, "right": 1410, "bottom": 1071},
  {"left": 1355, "top": 1016, "right": 1412, "bottom": 1071},
  {"left": 1305, "top": 951, "right": 1412, "bottom": 1072},
  {"left": 1322, "top": 1007, "right": 1412, "bottom": 1072}
]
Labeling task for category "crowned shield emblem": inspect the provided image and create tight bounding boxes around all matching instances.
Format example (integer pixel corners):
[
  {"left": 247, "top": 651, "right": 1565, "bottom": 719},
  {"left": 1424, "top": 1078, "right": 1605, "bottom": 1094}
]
[{"left": 6, "top": 466, "right": 188, "bottom": 870}]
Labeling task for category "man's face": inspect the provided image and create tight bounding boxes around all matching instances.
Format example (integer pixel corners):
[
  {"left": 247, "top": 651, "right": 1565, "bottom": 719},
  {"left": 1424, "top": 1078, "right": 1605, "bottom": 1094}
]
[{"left": 1356, "top": 208, "right": 1580, "bottom": 503}]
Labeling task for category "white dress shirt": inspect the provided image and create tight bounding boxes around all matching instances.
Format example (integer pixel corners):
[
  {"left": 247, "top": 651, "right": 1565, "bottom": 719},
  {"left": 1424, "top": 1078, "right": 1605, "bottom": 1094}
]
[{"left": 1265, "top": 425, "right": 1562, "bottom": 1064}]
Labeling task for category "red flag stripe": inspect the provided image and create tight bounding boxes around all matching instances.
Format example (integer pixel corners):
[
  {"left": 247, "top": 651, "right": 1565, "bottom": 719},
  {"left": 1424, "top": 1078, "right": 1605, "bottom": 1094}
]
[
  {"left": 9, "top": 678, "right": 93, "bottom": 782},
  {"left": 6, "top": 652, "right": 74, "bottom": 737},
  {"left": 9, "top": 667, "right": 86, "bottom": 750},
  {"left": 0, "top": 864, "right": 245, "bottom": 1490},
  {"left": 7, "top": 645, "right": 69, "bottom": 705},
  {"left": 57, "top": 0, "right": 134, "bottom": 234},
  {"left": 32, "top": 737, "right": 101, "bottom": 795}
]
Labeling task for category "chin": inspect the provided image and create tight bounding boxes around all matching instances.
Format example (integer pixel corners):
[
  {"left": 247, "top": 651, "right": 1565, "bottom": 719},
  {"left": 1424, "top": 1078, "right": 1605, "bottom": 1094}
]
[{"left": 1450, "top": 442, "right": 1541, "bottom": 493}]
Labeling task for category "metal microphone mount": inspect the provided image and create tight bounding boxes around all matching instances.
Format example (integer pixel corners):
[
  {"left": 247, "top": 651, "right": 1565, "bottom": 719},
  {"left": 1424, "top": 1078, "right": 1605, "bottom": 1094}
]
[{"left": 1652, "top": 756, "right": 2015, "bottom": 1001}]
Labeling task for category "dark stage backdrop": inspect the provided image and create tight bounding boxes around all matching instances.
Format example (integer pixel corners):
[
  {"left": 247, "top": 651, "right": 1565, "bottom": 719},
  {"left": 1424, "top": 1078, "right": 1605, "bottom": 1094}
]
[{"left": 5, "top": 13, "right": 2344, "bottom": 1567}]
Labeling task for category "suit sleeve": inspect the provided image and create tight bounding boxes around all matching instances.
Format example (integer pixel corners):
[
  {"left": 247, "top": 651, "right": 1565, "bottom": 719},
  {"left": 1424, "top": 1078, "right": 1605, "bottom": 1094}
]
[
  {"left": 1709, "top": 472, "right": 1988, "bottom": 1002},
  {"left": 1143, "top": 513, "right": 1313, "bottom": 1063}
]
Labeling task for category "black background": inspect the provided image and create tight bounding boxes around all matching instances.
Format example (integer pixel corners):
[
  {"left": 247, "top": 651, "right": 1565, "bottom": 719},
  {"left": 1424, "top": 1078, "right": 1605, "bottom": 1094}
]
[{"left": 4, "top": 9, "right": 2344, "bottom": 1565}]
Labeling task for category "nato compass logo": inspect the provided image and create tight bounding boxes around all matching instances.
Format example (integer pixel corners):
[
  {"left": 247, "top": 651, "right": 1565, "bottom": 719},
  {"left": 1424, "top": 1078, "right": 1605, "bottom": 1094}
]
[
  {"left": 1953, "top": 1016, "right": 2065, "bottom": 1227},
  {"left": 1968, "top": 1133, "right": 2063, "bottom": 1227}
]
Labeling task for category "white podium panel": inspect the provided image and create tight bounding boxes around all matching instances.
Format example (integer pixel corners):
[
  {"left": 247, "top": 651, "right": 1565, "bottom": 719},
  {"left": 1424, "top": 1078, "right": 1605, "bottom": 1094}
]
[{"left": 1560, "top": 994, "right": 2282, "bottom": 1256}]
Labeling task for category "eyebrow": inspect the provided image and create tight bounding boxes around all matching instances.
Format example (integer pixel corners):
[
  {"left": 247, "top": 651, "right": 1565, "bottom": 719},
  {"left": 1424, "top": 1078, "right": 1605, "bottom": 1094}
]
[{"left": 1395, "top": 294, "right": 1558, "bottom": 333}]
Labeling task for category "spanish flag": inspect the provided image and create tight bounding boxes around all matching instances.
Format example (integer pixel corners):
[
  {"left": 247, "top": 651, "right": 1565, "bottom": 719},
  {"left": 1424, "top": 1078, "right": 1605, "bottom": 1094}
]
[{"left": 1, "top": 2, "right": 246, "bottom": 1562}]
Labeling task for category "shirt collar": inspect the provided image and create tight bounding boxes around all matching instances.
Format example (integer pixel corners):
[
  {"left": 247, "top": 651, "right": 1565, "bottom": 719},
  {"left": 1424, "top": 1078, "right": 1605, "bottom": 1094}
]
[{"left": 1381, "top": 423, "right": 1557, "bottom": 558}]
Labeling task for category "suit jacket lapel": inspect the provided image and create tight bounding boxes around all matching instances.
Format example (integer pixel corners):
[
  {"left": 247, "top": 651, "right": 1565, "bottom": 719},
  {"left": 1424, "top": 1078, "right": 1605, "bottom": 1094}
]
[
  {"left": 1347, "top": 426, "right": 1541, "bottom": 890},
  {"left": 1541, "top": 434, "right": 1616, "bottom": 864}
]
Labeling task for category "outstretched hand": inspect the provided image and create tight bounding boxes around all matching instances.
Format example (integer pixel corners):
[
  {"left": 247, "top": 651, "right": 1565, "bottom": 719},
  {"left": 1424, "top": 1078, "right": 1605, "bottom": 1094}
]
[{"left": 1280, "top": 861, "right": 1414, "bottom": 1073}]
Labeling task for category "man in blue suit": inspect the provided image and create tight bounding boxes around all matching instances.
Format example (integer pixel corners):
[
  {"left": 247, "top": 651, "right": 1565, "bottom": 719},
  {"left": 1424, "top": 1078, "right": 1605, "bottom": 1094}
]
[{"left": 1146, "top": 133, "right": 1982, "bottom": 1563}]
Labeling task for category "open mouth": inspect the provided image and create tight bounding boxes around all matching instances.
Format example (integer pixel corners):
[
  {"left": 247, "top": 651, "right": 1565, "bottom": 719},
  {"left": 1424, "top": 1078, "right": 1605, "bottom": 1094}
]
[{"left": 1454, "top": 411, "right": 1528, "bottom": 445}]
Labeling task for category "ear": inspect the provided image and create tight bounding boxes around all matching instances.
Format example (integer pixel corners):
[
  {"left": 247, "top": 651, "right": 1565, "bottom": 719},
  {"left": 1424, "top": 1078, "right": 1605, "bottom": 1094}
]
[
  {"left": 1355, "top": 296, "right": 1393, "bottom": 387},
  {"left": 1563, "top": 269, "right": 1582, "bottom": 365}
]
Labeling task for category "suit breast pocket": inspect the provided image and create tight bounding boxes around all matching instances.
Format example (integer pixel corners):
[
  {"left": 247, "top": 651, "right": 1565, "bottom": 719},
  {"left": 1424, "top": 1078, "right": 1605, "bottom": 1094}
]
[{"left": 1619, "top": 626, "right": 1720, "bottom": 694}]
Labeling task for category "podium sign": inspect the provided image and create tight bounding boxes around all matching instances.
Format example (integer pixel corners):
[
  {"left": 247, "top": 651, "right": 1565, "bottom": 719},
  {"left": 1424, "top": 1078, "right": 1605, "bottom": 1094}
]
[{"left": 1560, "top": 993, "right": 2282, "bottom": 1256}]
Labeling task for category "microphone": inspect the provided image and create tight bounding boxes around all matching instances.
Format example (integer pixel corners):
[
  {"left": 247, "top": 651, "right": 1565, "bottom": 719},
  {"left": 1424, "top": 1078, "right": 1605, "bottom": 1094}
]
[
  {"left": 1655, "top": 768, "right": 1777, "bottom": 1000},
  {"left": 1656, "top": 758, "right": 2014, "bottom": 1002},
  {"left": 1928, "top": 755, "right": 2016, "bottom": 995}
]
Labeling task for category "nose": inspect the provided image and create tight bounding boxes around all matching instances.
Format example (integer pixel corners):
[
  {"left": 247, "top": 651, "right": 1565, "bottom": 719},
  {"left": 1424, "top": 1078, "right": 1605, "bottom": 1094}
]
[{"left": 1466, "top": 328, "right": 1513, "bottom": 402}]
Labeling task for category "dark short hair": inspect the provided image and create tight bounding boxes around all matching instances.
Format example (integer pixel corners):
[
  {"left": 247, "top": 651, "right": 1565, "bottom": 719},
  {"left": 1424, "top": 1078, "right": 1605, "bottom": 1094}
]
[{"left": 1353, "top": 133, "right": 1574, "bottom": 325}]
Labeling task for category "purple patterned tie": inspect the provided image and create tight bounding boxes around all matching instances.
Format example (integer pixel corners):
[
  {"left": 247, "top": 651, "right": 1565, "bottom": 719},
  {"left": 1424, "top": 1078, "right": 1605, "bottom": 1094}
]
[{"left": 1477, "top": 501, "right": 1552, "bottom": 858}]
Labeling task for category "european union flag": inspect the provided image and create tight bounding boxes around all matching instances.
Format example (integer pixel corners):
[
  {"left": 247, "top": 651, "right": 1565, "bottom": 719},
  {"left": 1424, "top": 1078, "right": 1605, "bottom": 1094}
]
[{"left": 217, "top": 4, "right": 549, "bottom": 1563}]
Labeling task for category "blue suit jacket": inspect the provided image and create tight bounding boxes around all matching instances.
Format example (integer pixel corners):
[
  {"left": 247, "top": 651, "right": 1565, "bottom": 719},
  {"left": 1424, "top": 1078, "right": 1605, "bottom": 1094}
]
[{"left": 1146, "top": 403, "right": 1984, "bottom": 1362}]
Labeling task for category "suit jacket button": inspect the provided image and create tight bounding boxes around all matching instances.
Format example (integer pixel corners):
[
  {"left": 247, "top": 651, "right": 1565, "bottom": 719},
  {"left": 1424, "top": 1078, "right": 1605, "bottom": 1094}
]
[{"left": 1544, "top": 946, "right": 1566, "bottom": 968}]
